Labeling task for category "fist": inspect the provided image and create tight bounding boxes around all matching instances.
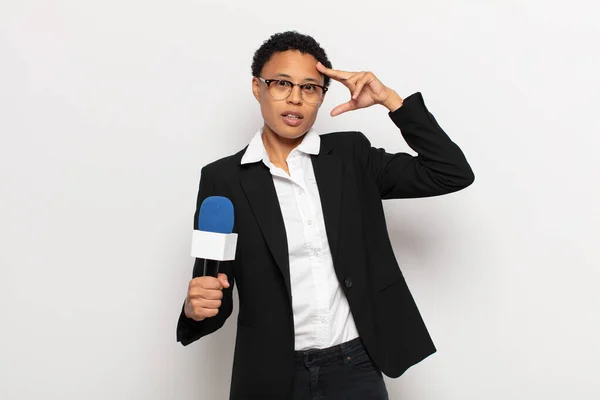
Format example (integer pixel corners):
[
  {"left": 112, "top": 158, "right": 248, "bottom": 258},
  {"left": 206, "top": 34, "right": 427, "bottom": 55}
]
[{"left": 184, "top": 273, "right": 230, "bottom": 321}]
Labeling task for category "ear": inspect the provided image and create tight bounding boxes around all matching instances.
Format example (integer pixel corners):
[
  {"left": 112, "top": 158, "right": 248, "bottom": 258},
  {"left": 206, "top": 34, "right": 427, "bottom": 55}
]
[{"left": 252, "top": 77, "right": 260, "bottom": 102}]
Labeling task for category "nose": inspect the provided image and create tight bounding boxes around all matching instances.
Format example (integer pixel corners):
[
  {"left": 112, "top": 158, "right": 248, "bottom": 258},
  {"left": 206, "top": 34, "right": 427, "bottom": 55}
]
[{"left": 287, "top": 85, "right": 303, "bottom": 105}]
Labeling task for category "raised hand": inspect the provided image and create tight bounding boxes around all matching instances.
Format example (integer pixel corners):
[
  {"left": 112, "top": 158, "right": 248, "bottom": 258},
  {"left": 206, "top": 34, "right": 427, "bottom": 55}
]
[{"left": 316, "top": 62, "right": 404, "bottom": 116}]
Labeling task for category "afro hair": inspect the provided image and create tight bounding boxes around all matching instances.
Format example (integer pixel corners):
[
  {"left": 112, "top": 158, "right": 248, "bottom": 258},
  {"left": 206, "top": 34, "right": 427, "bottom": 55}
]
[{"left": 251, "top": 31, "right": 333, "bottom": 88}]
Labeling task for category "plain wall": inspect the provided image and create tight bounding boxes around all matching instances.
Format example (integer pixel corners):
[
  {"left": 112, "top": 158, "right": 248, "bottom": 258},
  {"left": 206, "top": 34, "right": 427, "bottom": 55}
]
[{"left": 1, "top": 1, "right": 599, "bottom": 399}]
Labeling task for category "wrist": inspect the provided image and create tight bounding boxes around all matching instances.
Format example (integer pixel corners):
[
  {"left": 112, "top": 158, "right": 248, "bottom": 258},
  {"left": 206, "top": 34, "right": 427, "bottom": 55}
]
[
  {"left": 184, "top": 297, "right": 191, "bottom": 317},
  {"left": 382, "top": 89, "right": 404, "bottom": 112},
  {"left": 184, "top": 297, "right": 200, "bottom": 321}
]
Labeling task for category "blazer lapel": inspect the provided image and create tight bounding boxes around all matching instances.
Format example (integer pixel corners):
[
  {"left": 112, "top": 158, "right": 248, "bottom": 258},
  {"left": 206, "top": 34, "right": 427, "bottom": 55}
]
[
  {"left": 311, "top": 142, "right": 343, "bottom": 266},
  {"left": 238, "top": 139, "right": 344, "bottom": 300},
  {"left": 240, "top": 163, "right": 291, "bottom": 300}
]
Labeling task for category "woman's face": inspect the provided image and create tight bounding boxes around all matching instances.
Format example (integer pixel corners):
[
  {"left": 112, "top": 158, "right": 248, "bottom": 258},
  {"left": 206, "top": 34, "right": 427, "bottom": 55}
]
[{"left": 252, "top": 50, "right": 326, "bottom": 140}]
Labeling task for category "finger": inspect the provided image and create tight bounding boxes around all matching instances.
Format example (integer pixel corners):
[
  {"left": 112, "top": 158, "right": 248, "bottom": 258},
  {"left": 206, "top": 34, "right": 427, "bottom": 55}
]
[
  {"left": 344, "top": 73, "right": 361, "bottom": 90},
  {"left": 191, "top": 298, "right": 222, "bottom": 310},
  {"left": 195, "top": 308, "right": 219, "bottom": 320},
  {"left": 352, "top": 73, "right": 372, "bottom": 100},
  {"left": 217, "top": 273, "right": 230, "bottom": 288},
  {"left": 316, "top": 62, "right": 353, "bottom": 82},
  {"left": 192, "top": 276, "right": 222, "bottom": 290},
  {"left": 189, "top": 287, "right": 224, "bottom": 300},
  {"left": 331, "top": 101, "right": 358, "bottom": 117}
]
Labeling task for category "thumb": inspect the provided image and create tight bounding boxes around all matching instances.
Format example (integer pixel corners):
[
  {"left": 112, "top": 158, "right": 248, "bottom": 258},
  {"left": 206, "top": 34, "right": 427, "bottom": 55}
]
[
  {"left": 217, "top": 273, "right": 230, "bottom": 289},
  {"left": 330, "top": 100, "right": 358, "bottom": 117}
]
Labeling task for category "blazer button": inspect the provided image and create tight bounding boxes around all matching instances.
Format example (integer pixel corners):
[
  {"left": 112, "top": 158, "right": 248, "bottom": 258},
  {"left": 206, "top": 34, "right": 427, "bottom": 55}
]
[{"left": 344, "top": 278, "right": 353, "bottom": 288}]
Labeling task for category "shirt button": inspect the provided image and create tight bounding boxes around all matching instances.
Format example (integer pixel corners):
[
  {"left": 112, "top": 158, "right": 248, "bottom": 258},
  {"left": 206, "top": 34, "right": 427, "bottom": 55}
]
[{"left": 344, "top": 278, "right": 353, "bottom": 288}]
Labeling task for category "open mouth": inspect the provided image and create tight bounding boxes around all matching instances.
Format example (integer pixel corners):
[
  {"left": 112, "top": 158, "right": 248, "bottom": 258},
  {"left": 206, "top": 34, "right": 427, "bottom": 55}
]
[{"left": 282, "top": 113, "right": 304, "bottom": 126}]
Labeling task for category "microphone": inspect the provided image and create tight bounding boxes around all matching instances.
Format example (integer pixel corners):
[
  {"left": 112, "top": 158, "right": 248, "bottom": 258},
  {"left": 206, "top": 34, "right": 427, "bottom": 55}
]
[{"left": 191, "top": 196, "right": 238, "bottom": 278}]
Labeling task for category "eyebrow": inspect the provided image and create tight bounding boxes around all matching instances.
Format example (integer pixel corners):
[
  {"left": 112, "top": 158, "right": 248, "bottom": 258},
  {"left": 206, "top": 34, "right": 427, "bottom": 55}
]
[{"left": 275, "top": 73, "right": 321, "bottom": 84}]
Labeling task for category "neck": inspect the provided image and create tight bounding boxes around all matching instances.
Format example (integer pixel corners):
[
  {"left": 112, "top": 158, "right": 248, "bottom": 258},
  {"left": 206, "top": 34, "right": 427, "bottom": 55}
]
[{"left": 261, "top": 125, "right": 306, "bottom": 165}]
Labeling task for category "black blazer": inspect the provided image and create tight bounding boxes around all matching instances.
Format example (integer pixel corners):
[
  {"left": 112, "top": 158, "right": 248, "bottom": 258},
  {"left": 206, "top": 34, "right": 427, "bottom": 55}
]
[{"left": 177, "top": 92, "right": 474, "bottom": 399}]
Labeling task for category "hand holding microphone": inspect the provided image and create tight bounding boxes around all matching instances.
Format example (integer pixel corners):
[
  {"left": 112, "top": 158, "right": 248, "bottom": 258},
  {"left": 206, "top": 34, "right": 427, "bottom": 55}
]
[
  {"left": 184, "top": 274, "right": 230, "bottom": 321},
  {"left": 186, "top": 196, "right": 237, "bottom": 321}
]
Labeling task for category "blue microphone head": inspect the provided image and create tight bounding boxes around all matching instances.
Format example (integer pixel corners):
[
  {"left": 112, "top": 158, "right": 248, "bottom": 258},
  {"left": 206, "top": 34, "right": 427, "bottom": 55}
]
[{"left": 198, "top": 196, "right": 234, "bottom": 234}]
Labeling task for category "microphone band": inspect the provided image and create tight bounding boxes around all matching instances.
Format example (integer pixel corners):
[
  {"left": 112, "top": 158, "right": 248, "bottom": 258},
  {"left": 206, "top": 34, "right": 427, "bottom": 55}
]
[{"left": 193, "top": 258, "right": 221, "bottom": 278}]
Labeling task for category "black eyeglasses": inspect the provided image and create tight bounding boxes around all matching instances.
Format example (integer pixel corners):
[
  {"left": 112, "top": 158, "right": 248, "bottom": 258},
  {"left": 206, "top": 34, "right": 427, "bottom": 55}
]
[{"left": 257, "top": 77, "right": 328, "bottom": 104}]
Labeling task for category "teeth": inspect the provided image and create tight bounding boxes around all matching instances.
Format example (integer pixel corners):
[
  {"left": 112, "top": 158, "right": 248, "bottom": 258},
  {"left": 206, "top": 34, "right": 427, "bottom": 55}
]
[{"left": 285, "top": 114, "right": 300, "bottom": 119}]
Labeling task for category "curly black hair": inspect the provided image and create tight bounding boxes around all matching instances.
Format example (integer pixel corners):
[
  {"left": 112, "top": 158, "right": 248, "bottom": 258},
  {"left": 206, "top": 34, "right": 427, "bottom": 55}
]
[{"left": 251, "top": 31, "right": 333, "bottom": 88}]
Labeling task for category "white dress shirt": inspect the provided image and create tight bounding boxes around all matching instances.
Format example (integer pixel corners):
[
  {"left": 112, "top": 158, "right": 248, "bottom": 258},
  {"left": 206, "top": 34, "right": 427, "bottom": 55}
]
[{"left": 241, "top": 128, "right": 360, "bottom": 351}]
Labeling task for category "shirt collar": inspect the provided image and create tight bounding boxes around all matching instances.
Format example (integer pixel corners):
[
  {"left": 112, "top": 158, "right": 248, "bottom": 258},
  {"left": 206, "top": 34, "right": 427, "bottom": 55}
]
[{"left": 241, "top": 128, "right": 321, "bottom": 165}]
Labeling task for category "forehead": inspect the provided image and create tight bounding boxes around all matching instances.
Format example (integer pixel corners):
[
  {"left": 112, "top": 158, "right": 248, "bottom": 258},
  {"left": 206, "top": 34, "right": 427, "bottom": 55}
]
[{"left": 261, "top": 50, "right": 322, "bottom": 82}]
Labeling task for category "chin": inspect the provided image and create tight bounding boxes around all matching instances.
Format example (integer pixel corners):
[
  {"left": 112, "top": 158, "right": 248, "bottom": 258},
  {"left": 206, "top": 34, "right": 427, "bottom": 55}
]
[{"left": 272, "top": 123, "right": 309, "bottom": 140}]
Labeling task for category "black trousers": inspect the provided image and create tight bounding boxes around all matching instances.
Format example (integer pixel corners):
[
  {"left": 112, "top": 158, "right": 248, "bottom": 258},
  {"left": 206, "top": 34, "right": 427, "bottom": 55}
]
[{"left": 292, "top": 337, "right": 389, "bottom": 400}]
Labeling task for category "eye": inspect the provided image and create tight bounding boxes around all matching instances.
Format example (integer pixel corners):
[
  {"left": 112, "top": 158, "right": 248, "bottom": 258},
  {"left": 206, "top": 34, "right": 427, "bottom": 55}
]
[
  {"left": 277, "top": 80, "right": 292, "bottom": 87},
  {"left": 302, "top": 84, "right": 316, "bottom": 92}
]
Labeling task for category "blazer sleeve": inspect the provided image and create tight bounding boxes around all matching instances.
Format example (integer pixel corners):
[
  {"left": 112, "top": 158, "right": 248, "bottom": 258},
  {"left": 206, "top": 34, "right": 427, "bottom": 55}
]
[
  {"left": 176, "top": 166, "right": 236, "bottom": 346},
  {"left": 357, "top": 92, "right": 475, "bottom": 199}
]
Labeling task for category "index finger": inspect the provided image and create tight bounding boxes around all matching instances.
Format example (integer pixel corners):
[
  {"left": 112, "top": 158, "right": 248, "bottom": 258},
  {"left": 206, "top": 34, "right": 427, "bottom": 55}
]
[
  {"left": 191, "top": 276, "right": 222, "bottom": 290},
  {"left": 316, "top": 62, "right": 353, "bottom": 81}
]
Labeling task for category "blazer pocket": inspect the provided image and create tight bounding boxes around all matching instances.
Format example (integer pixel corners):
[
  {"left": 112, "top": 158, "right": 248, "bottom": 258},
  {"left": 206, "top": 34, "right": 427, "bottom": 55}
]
[{"left": 377, "top": 275, "right": 403, "bottom": 294}]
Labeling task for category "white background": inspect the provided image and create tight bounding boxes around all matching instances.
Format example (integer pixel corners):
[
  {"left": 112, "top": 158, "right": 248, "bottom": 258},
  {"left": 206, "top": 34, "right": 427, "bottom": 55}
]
[{"left": 1, "top": 1, "right": 599, "bottom": 399}]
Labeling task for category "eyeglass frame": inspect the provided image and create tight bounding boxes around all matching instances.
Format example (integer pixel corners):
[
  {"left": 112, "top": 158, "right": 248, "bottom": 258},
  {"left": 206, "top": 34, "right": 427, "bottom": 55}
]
[{"left": 256, "top": 76, "right": 328, "bottom": 104}]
